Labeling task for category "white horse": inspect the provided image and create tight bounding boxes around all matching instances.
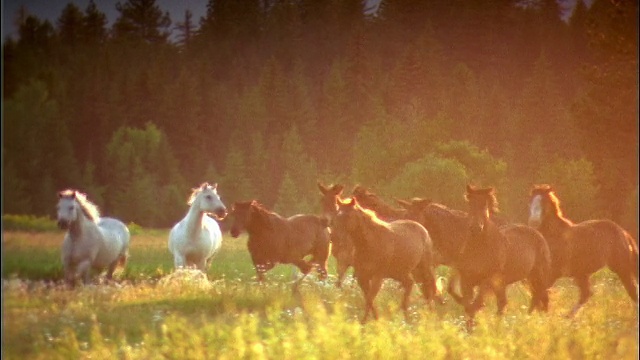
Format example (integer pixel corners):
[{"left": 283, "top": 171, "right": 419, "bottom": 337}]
[
  {"left": 168, "top": 182, "right": 228, "bottom": 272},
  {"left": 56, "top": 190, "right": 130, "bottom": 286}
]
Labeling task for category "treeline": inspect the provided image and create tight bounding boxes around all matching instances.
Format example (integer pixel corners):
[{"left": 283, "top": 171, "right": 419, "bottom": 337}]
[{"left": 3, "top": 0, "right": 637, "bottom": 233}]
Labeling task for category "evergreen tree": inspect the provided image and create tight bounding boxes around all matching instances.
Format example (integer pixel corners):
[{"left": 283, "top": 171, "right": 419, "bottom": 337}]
[{"left": 112, "top": 0, "right": 171, "bottom": 44}]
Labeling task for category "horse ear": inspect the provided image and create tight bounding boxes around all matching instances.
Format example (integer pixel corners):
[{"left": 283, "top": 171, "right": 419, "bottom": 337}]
[
  {"left": 466, "top": 184, "right": 474, "bottom": 193},
  {"left": 318, "top": 181, "right": 328, "bottom": 194},
  {"left": 334, "top": 184, "right": 344, "bottom": 195},
  {"left": 212, "top": 183, "right": 218, "bottom": 189}
]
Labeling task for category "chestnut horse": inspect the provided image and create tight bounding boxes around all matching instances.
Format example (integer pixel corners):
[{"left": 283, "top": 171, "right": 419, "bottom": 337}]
[
  {"left": 461, "top": 185, "right": 552, "bottom": 318},
  {"left": 229, "top": 200, "right": 331, "bottom": 283},
  {"left": 318, "top": 182, "right": 353, "bottom": 287},
  {"left": 528, "top": 184, "right": 638, "bottom": 317},
  {"left": 332, "top": 197, "right": 440, "bottom": 322}
]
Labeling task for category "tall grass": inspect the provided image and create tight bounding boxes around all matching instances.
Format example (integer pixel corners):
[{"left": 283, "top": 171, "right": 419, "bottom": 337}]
[{"left": 2, "top": 230, "right": 638, "bottom": 359}]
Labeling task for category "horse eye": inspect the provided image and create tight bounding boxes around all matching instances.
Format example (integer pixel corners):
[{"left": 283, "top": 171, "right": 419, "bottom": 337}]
[
  {"left": 68, "top": 205, "right": 74, "bottom": 211},
  {"left": 205, "top": 195, "right": 213, "bottom": 200}
]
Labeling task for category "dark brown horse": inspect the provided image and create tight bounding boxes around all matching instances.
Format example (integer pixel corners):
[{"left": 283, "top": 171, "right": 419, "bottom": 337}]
[
  {"left": 528, "top": 184, "right": 638, "bottom": 317},
  {"left": 332, "top": 197, "right": 440, "bottom": 322},
  {"left": 459, "top": 185, "right": 552, "bottom": 318},
  {"left": 318, "top": 182, "right": 353, "bottom": 287},
  {"left": 229, "top": 200, "right": 331, "bottom": 283}
]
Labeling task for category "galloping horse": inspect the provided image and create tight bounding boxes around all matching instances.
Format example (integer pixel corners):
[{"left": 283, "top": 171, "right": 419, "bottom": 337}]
[
  {"left": 318, "top": 182, "right": 353, "bottom": 287},
  {"left": 461, "top": 185, "right": 551, "bottom": 318},
  {"left": 168, "top": 183, "right": 228, "bottom": 272},
  {"left": 332, "top": 197, "right": 440, "bottom": 322},
  {"left": 528, "top": 184, "right": 638, "bottom": 317},
  {"left": 57, "top": 189, "right": 130, "bottom": 287},
  {"left": 229, "top": 200, "right": 331, "bottom": 283}
]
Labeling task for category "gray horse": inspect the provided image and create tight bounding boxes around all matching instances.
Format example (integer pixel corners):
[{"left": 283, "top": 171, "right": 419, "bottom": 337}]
[{"left": 57, "top": 190, "right": 130, "bottom": 286}]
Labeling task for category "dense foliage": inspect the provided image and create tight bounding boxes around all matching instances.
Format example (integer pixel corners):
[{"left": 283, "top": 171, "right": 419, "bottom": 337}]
[{"left": 3, "top": 0, "right": 637, "bottom": 231}]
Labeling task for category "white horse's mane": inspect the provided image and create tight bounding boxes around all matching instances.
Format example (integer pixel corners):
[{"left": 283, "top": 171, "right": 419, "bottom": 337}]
[
  {"left": 60, "top": 189, "right": 101, "bottom": 222},
  {"left": 187, "top": 182, "right": 215, "bottom": 206}
]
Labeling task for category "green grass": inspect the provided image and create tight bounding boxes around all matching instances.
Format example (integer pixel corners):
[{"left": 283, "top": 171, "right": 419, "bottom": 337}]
[{"left": 2, "top": 230, "right": 638, "bottom": 359}]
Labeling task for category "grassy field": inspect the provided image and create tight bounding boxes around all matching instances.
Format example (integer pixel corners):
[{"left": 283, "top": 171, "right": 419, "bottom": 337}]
[{"left": 2, "top": 230, "right": 638, "bottom": 359}]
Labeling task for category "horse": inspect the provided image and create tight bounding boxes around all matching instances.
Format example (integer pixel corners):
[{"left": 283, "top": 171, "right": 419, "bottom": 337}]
[
  {"left": 168, "top": 182, "right": 228, "bottom": 272},
  {"left": 318, "top": 182, "right": 353, "bottom": 287},
  {"left": 228, "top": 200, "right": 331, "bottom": 283},
  {"left": 528, "top": 184, "right": 638, "bottom": 317},
  {"left": 56, "top": 189, "right": 130, "bottom": 287},
  {"left": 395, "top": 197, "right": 470, "bottom": 268},
  {"left": 332, "top": 197, "right": 440, "bottom": 322},
  {"left": 456, "top": 185, "right": 551, "bottom": 319}
]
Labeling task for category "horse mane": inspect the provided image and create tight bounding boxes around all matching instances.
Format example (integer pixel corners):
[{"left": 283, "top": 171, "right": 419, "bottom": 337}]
[
  {"left": 59, "top": 189, "right": 101, "bottom": 222},
  {"left": 352, "top": 185, "right": 405, "bottom": 218},
  {"left": 531, "top": 184, "right": 566, "bottom": 220},
  {"left": 187, "top": 182, "right": 216, "bottom": 206},
  {"left": 340, "top": 197, "right": 390, "bottom": 228}
]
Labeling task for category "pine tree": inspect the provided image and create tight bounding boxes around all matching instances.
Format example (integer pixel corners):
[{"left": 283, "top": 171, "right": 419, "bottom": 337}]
[{"left": 112, "top": 0, "right": 171, "bottom": 44}]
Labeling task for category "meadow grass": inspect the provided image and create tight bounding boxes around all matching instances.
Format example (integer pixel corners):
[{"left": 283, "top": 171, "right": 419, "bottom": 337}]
[{"left": 2, "top": 230, "right": 638, "bottom": 359}]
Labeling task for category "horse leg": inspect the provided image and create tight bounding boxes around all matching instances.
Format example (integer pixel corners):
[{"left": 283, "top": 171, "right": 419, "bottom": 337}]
[
  {"left": 568, "top": 274, "right": 593, "bottom": 318},
  {"left": 76, "top": 260, "right": 93, "bottom": 285},
  {"left": 495, "top": 285, "right": 507, "bottom": 315},
  {"left": 106, "top": 260, "right": 119, "bottom": 281},
  {"left": 174, "top": 254, "right": 186, "bottom": 270},
  {"left": 412, "top": 262, "right": 442, "bottom": 305},
  {"left": 398, "top": 276, "right": 414, "bottom": 321},
  {"left": 336, "top": 261, "right": 349, "bottom": 288},
  {"left": 466, "top": 281, "right": 491, "bottom": 318},
  {"left": 363, "top": 277, "right": 383, "bottom": 323}
]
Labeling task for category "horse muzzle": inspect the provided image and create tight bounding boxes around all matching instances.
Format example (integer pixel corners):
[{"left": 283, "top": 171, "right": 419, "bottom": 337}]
[
  {"left": 213, "top": 208, "right": 228, "bottom": 220},
  {"left": 229, "top": 227, "right": 240, "bottom": 238},
  {"left": 57, "top": 220, "right": 70, "bottom": 230}
]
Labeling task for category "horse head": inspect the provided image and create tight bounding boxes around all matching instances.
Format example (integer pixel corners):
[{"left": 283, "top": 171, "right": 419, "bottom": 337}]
[
  {"left": 465, "top": 185, "right": 495, "bottom": 237},
  {"left": 318, "top": 181, "right": 344, "bottom": 221},
  {"left": 190, "top": 182, "right": 227, "bottom": 220},
  {"left": 396, "top": 197, "right": 432, "bottom": 224},
  {"left": 228, "top": 200, "right": 258, "bottom": 238},
  {"left": 333, "top": 197, "right": 360, "bottom": 239},
  {"left": 56, "top": 190, "right": 80, "bottom": 229},
  {"left": 528, "top": 184, "right": 556, "bottom": 228}
]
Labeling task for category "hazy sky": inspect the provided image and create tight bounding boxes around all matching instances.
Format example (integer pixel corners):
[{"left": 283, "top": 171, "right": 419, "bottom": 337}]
[
  {"left": 1, "top": 0, "right": 210, "bottom": 41},
  {"left": 1, "top": 0, "right": 586, "bottom": 42}
]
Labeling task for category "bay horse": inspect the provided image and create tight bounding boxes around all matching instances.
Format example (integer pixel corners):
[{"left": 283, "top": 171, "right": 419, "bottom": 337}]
[
  {"left": 228, "top": 200, "right": 331, "bottom": 283},
  {"left": 459, "top": 185, "right": 552, "bottom": 318},
  {"left": 528, "top": 184, "right": 638, "bottom": 317},
  {"left": 332, "top": 197, "right": 440, "bottom": 322},
  {"left": 168, "top": 182, "right": 228, "bottom": 272},
  {"left": 56, "top": 189, "right": 130, "bottom": 287},
  {"left": 318, "top": 182, "right": 353, "bottom": 287}
]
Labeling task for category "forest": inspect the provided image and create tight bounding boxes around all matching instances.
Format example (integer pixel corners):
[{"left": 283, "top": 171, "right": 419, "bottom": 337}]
[{"left": 3, "top": 0, "right": 638, "bottom": 233}]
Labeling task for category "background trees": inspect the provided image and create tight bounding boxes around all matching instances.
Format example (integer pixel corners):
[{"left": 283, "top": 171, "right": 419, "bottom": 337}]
[{"left": 3, "top": 0, "right": 637, "bottom": 235}]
